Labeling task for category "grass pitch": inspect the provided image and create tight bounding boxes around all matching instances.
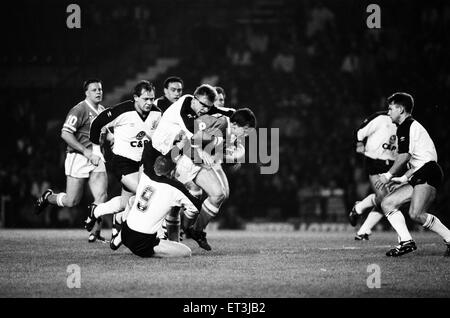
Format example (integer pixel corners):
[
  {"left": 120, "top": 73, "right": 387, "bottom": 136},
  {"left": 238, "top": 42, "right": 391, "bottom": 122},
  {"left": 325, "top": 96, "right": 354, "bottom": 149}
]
[{"left": 0, "top": 229, "right": 449, "bottom": 298}]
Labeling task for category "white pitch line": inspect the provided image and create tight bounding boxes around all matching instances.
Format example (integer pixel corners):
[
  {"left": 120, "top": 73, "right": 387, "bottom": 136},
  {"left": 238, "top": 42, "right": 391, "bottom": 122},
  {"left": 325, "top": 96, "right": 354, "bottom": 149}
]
[{"left": 318, "top": 243, "right": 437, "bottom": 251}]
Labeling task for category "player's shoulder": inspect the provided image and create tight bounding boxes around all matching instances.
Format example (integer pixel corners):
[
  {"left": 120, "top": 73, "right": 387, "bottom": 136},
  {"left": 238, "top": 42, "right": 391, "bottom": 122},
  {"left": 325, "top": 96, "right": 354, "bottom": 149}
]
[
  {"left": 67, "top": 100, "right": 89, "bottom": 117},
  {"left": 359, "top": 111, "right": 389, "bottom": 128}
]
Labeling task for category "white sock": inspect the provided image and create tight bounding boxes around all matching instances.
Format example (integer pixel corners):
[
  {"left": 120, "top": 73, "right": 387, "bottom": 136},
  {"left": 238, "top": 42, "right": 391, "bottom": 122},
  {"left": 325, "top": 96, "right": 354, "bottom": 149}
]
[
  {"left": 357, "top": 211, "right": 384, "bottom": 235},
  {"left": 56, "top": 193, "right": 66, "bottom": 207},
  {"left": 355, "top": 193, "right": 376, "bottom": 214},
  {"left": 94, "top": 196, "right": 122, "bottom": 218},
  {"left": 423, "top": 213, "right": 450, "bottom": 242},
  {"left": 386, "top": 209, "right": 413, "bottom": 242}
]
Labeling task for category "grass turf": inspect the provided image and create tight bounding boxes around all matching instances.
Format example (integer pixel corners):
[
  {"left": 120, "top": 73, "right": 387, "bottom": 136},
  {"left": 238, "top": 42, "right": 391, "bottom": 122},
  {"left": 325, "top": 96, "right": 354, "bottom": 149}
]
[{"left": 0, "top": 229, "right": 449, "bottom": 297}]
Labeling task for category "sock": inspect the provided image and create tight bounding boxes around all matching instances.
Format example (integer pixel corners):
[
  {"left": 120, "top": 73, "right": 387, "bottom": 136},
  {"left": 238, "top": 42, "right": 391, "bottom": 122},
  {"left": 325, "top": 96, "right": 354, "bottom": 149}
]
[
  {"left": 182, "top": 208, "right": 197, "bottom": 231},
  {"left": 357, "top": 210, "right": 384, "bottom": 235},
  {"left": 56, "top": 193, "right": 66, "bottom": 207},
  {"left": 112, "top": 231, "right": 122, "bottom": 246},
  {"left": 386, "top": 209, "right": 413, "bottom": 242},
  {"left": 94, "top": 196, "right": 122, "bottom": 218},
  {"left": 423, "top": 213, "right": 450, "bottom": 242},
  {"left": 166, "top": 207, "right": 181, "bottom": 242},
  {"left": 193, "top": 198, "right": 219, "bottom": 232},
  {"left": 355, "top": 193, "right": 376, "bottom": 214}
]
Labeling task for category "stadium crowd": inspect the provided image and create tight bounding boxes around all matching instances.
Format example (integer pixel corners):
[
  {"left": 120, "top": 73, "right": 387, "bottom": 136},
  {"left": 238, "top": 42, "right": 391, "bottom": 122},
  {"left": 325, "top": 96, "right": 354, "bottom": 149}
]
[{"left": 1, "top": 0, "right": 449, "bottom": 228}]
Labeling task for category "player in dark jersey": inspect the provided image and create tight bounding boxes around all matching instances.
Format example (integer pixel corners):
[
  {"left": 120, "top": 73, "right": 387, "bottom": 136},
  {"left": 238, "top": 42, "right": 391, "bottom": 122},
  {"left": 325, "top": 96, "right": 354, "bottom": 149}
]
[
  {"left": 375, "top": 92, "right": 450, "bottom": 257},
  {"left": 155, "top": 76, "right": 183, "bottom": 113},
  {"left": 35, "top": 79, "right": 108, "bottom": 242}
]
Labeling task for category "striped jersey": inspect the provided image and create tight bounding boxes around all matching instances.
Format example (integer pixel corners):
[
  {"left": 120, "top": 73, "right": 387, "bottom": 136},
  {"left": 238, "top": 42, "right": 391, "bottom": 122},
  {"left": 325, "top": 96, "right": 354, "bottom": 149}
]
[
  {"left": 62, "top": 99, "right": 106, "bottom": 153},
  {"left": 90, "top": 100, "right": 161, "bottom": 162},
  {"left": 397, "top": 116, "right": 437, "bottom": 172},
  {"left": 356, "top": 111, "right": 397, "bottom": 161}
]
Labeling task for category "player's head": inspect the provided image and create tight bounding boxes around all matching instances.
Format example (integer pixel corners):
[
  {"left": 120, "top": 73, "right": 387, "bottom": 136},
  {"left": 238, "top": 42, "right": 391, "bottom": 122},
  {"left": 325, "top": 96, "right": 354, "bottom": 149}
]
[
  {"left": 387, "top": 92, "right": 414, "bottom": 124},
  {"left": 133, "top": 80, "right": 156, "bottom": 114},
  {"left": 83, "top": 78, "right": 103, "bottom": 104},
  {"left": 214, "top": 86, "right": 226, "bottom": 108},
  {"left": 191, "top": 84, "right": 217, "bottom": 116},
  {"left": 164, "top": 76, "right": 183, "bottom": 103},
  {"left": 230, "top": 108, "right": 257, "bottom": 138},
  {"left": 154, "top": 155, "right": 176, "bottom": 177}
]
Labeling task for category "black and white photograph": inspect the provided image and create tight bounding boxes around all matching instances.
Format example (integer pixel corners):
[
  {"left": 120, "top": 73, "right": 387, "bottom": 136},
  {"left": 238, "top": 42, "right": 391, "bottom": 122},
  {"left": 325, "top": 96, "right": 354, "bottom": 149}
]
[{"left": 1, "top": 0, "right": 449, "bottom": 303}]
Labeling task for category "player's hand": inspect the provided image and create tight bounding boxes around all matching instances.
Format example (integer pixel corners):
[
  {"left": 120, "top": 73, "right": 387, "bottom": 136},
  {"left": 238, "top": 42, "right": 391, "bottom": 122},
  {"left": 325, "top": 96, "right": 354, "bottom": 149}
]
[
  {"left": 355, "top": 141, "right": 365, "bottom": 154},
  {"left": 375, "top": 173, "right": 390, "bottom": 190},
  {"left": 391, "top": 175, "right": 408, "bottom": 184},
  {"left": 84, "top": 148, "right": 100, "bottom": 166},
  {"left": 196, "top": 148, "right": 214, "bottom": 167}
]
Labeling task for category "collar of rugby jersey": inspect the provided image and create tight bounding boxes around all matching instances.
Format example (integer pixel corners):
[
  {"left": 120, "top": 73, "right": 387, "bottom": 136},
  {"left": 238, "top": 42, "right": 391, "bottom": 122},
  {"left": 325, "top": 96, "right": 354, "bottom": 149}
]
[{"left": 84, "top": 99, "right": 103, "bottom": 115}]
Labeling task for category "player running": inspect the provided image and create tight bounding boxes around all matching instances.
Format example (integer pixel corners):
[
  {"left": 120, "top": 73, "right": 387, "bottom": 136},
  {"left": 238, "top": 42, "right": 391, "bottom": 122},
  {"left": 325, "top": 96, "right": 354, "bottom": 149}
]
[
  {"left": 35, "top": 79, "right": 108, "bottom": 242},
  {"left": 375, "top": 92, "right": 450, "bottom": 257}
]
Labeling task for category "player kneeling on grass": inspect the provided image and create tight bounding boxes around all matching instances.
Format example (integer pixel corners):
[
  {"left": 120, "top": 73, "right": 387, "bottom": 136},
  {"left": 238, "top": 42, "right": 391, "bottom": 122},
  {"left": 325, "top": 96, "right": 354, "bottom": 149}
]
[{"left": 87, "top": 155, "right": 195, "bottom": 258}]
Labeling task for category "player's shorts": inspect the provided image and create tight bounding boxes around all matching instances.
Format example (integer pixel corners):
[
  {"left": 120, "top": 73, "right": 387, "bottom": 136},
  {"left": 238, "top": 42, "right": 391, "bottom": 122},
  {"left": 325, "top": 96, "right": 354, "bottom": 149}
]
[
  {"left": 65, "top": 152, "right": 106, "bottom": 178},
  {"left": 111, "top": 154, "right": 140, "bottom": 181},
  {"left": 121, "top": 221, "right": 160, "bottom": 258},
  {"left": 365, "top": 157, "right": 395, "bottom": 175},
  {"left": 409, "top": 161, "right": 444, "bottom": 189},
  {"left": 174, "top": 155, "right": 203, "bottom": 184}
]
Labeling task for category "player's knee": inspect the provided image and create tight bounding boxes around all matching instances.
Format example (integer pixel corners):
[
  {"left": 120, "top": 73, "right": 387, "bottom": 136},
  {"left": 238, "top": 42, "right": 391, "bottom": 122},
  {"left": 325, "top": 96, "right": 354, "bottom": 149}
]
[
  {"left": 210, "top": 191, "right": 227, "bottom": 205},
  {"left": 380, "top": 197, "right": 395, "bottom": 214},
  {"left": 408, "top": 208, "right": 423, "bottom": 223}
]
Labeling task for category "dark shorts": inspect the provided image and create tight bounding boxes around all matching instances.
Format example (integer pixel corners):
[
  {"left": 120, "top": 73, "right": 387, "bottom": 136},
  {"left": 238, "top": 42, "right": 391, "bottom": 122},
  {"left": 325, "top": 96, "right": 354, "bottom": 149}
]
[
  {"left": 366, "top": 157, "right": 395, "bottom": 176},
  {"left": 409, "top": 161, "right": 444, "bottom": 189},
  {"left": 111, "top": 154, "right": 140, "bottom": 181},
  {"left": 121, "top": 221, "right": 160, "bottom": 258}
]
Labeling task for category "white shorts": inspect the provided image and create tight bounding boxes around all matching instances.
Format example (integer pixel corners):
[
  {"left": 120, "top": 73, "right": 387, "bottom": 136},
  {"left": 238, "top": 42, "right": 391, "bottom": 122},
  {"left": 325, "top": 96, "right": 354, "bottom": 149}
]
[
  {"left": 175, "top": 155, "right": 202, "bottom": 184},
  {"left": 65, "top": 152, "right": 106, "bottom": 178},
  {"left": 174, "top": 155, "right": 221, "bottom": 184}
]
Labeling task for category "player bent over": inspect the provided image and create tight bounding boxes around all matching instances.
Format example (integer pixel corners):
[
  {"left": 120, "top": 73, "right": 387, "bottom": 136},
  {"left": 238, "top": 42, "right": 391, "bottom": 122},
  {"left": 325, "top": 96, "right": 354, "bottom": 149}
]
[
  {"left": 90, "top": 155, "right": 195, "bottom": 258},
  {"left": 348, "top": 110, "right": 398, "bottom": 240},
  {"left": 35, "top": 79, "right": 108, "bottom": 242}
]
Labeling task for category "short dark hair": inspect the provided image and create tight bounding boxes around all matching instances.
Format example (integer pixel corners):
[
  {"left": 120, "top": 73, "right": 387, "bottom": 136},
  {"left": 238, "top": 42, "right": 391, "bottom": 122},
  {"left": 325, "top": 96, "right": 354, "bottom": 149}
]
[
  {"left": 193, "top": 84, "right": 217, "bottom": 104},
  {"left": 230, "top": 108, "right": 257, "bottom": 128},
  {"left": 133, "top": 80, "right": 155, "bottom": 97},
  {"left": 83, "top": 78, "right": 102, "bottom": 91},
  {"left": 154, "top": 155, "right": 175, "bottom": 176},
  {"left": 387, "top": 92, "right": 414, "bottom": 113},
  {"left": 215, "top": 86, "right": 226, "bottom": 98},
  {"left": 164, "top": 76, "right": 183, "bottom": 89}
]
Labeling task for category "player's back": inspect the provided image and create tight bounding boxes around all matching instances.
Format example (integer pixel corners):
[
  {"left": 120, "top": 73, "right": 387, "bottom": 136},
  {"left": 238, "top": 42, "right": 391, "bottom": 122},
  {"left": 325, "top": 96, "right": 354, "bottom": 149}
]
[
  {"left": 357, "top": 112, "right": 397, "bottom": 161},
  {"left": 126, "top": 174, "right": 185, "bottom": 234}
]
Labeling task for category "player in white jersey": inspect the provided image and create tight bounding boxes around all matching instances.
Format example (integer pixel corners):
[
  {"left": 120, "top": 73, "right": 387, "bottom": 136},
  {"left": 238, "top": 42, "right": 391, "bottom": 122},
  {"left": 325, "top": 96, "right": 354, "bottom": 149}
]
[
  {"left": 35, "top": 79, "right": 108, "bottom": 243},
  {"left": 348, "top": 111, "right": 399, "bottom": 240},
  {"left": 112, "top": 155, "right": 196, "bottom": 258},
  {"left": 84, "top": 81, "right": 161, "bottom": 246},
  {"left": 375, "top": 92, "right": 450, "bottom": 256}
]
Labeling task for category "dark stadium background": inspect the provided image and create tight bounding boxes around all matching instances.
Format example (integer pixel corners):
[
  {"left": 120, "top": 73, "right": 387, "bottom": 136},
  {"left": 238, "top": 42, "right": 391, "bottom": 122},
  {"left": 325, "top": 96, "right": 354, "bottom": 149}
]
[{"left": 1, "top": 0, "right": 449, "bottom": 229}]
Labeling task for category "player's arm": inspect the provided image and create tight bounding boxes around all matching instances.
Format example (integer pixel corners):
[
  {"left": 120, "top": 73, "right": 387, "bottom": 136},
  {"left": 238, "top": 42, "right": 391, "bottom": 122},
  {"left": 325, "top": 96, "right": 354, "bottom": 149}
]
[
  {"left": 375, "top": 152, "right": 411, "bottom": 189},
  {"left": 62, "top": 107, "right": 101, "bottom": 165},
  {"left": 61, "top": 130, "right": 96, "bottom": 160}
]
